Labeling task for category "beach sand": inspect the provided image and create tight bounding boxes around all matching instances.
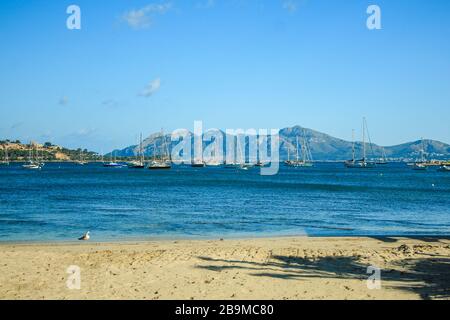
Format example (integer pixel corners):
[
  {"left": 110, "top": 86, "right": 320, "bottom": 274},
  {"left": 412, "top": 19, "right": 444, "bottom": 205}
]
[{"left": 0, "top": 236, "right": 449, "bottom": 300}]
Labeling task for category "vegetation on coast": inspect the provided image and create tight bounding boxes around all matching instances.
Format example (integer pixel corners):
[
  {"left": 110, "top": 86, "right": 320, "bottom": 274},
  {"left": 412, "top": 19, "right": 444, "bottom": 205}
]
[{"left": 0, "top": 140, "right": 99, "bottom": 162}]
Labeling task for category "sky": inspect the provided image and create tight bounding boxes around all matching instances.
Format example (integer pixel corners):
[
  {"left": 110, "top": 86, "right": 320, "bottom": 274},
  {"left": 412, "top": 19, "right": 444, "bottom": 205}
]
[{"left": 0, "top": 0, "right": 449, "bottom": 152}]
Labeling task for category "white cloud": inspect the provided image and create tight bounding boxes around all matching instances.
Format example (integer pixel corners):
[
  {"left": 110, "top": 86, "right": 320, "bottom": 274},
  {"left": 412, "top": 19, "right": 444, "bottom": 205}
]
[
  {"left": 139, "top": 78, "right": 161, "bottom": 97},
  {"left": 122, "top": 2, "right": 173, "bottom": 29},
  {"left": 282, "top": 0, "right": 298, "bottom": 13}
]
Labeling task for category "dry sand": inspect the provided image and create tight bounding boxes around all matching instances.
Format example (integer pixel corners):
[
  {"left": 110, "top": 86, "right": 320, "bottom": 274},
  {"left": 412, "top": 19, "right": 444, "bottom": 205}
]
[{"left": 0, "top": 236, "right": 449, "bottom": 300}]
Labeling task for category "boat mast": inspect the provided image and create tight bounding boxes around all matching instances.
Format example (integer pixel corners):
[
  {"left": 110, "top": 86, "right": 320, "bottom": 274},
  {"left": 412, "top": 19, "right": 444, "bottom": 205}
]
[
  {"left": 237, "top": 134, "right": 243, "bottom": 164},
  {"left": 140, "top": 133, "right": 144, "bottom": 163},
  {"left": 296, "top": 136, "right": 299, "bottom": 162},
  {"left": 302, "top": 130, "right": 307, "bottom": 163},
  {"left": 351, "top": 129, "right": 355, "bottom": 162},
  {"left": 362, "top": 118, "right": 366, "bottom": 162},
  {"left": 421, "top": 138, "right": 425, "bottom": 162},
  {"left": 163, "top": 131, "right": 170, "bottom": 161}
]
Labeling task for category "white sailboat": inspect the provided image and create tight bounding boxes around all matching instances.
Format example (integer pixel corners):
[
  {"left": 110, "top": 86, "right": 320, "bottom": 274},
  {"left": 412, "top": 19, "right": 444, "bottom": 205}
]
[
  {"left": 224, "top": 136, "right": 240, "bottom": 168},
  {"left": 23, "top": 143, "right": 43, "bottom": 170},
  {"left": 75, "top": 149, "right": 88, "bottom": 165},
  {"left": 236, "top": 135, "right": 252, "bottom": 170},
  {"left": 128, "top": 134, "right": 145, "bottom": 169},
  {"left": 284, "top": 144, "right": 292, "bottom": 166},
  {"left": 376, "top": 147, "right": 388, "bottom": 165},
  {"left": 412, "top": 139, "right": 427, "bottom": 171},
  {"left": 148, "top": 130, "right": 171, "bottom": 170},
  {"left": 288, "top": 130, "right": 313, "bottom": 167},
  {"left": 345, "top": 118, "right": 376, "bottom": 168},
  {"left": 103, "top": 151, "right": 122, "bottom": 167},
  {"left": 205, "top": 142, "right": 222, "bottom": 167}
]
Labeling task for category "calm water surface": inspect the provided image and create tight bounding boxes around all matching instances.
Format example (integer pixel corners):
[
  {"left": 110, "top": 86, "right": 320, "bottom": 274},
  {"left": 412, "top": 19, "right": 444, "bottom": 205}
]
[{"left": 0, "top": 162, "right": 449, "bottom": 241}]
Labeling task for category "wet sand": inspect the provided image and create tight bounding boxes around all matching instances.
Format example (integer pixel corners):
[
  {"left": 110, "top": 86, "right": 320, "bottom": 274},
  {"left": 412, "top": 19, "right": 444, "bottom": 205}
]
[{"left": 0, "top": 236, "right": 449, "bottom": 300}]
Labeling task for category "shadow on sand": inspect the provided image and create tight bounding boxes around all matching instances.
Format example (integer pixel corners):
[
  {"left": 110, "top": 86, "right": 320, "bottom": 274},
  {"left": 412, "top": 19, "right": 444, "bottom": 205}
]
[{"left": 196, "top": 252, "right": 450, "bottom": 299}]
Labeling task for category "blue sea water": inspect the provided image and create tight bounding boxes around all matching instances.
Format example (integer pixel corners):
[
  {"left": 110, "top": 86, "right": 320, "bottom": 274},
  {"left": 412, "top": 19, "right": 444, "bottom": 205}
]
[{"left": 0, "top": 162, "right": 449, "bottom": 242}]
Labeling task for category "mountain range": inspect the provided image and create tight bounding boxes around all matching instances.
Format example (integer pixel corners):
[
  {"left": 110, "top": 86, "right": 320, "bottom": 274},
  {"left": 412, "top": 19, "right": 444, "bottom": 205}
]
[{"left": 107, "top": 126, "right": 450, "bottom": 161}]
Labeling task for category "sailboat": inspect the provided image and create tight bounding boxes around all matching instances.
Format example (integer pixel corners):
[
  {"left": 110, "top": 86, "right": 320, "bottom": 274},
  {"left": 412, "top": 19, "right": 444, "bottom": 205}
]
[
  {"left": 0, "top": 145, "right": 9, "bottom": 166},
  {"left": 288, "top": 130, "right": 313, "bottom": 167},
  {"left": 345, "top": 118, "right": 376, "bottom": 168},
  {"left": 23, "top": 143, "right": 43, "bottom": 170},
  {"left": 148, "top": 130, "right": 171, "bottom": 170},
  {"left": 128, "top": 134, "right": 145, "bottom": 169},
  {"left": 376, "top": 147, "right": 388, "bottom": 165},
  {"left": 75, "top": 149, "right": 88, "bottom": 165},
  {"left": 284, "top": 144, "right": 292, "bottom": 166},
  {"left": 205, "top": 148, "right": 223, "bottom": 167},
  {"left": 412, "top": 139, "right": 427, "bottom": 171},
  {"left": 236, "top": 135, "right": 252, "bottom": 170},
  {"left": 224, "top": 136, "right": 240, "bottom": 168},
  {"left": 103, "top": 151, "right": 123, "bottom": 167},
  {"left": 191, "top": 159, "right": 206, "bottom": 168}
]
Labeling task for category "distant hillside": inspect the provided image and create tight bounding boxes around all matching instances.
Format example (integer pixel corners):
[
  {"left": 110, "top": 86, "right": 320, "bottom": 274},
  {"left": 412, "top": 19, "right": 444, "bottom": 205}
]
[
  {"left": 108, "top": 126, "right": 450, "bottom": 161},
  {"left": 0, "top": 140, "right": 99, "bottom": 161}
]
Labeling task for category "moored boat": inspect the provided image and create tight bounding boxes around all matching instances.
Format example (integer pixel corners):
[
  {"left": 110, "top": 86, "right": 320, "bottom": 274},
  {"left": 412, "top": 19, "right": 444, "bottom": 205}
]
[
  {"left": 345, "top": 119, "right": 376, "bottom": 169},
  {"left": 128, "top": 134, "right": 145, "bottom": 169},
  {"left": 103, "top": 151, "right": 123, "bottom": 167},
  {"left": 191, "top": 160, "right": 206, "bottom": 168},
  {"left": 148, "top": 130, "right": 172, "bottom": 170},
  {"left": 148, "top": 160, "right": 172, "bottom": 170},
  {"left": 22, "top": 143, "right": 44, "bottom": 170},
  {"left": 286, "top": 130, "right": 314, "bottom": 167},
  {"left": 412, "top": 139, "right": 428, "bottom": 171},
  {"left": 413, "top": 163, "right": 427, "bottom": 171}
]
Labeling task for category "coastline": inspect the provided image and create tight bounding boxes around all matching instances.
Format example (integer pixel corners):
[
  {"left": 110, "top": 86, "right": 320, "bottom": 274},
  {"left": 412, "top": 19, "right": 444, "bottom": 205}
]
[{"left": 1, "top": 236, "right": 449, "bottom": 300}]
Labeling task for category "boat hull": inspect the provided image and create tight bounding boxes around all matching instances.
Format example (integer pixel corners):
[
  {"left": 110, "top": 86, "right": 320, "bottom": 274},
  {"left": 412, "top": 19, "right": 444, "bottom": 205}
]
[
  {"left": 191, "top": 163, "right": 206, "bottom": 168},
  {"left": 345, "top": 161, "right": 376, "bottom": 168}
]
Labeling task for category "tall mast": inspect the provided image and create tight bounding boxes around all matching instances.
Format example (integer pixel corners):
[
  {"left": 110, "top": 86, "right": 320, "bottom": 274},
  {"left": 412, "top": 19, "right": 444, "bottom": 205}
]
[
  {"left": 421, "top": 137, "right": 425, "bottom": 162},
  {"left": 352, "top": 129, "right": 355, "bottom": 162},
  {"left": 163, "top": 131, "right": 170, "bottom": 161},
  {"left": 302, "top": 130, "right": 307, "bottom": 163},
  {"left": 362, "top": 118, "right": 366, "bottom": 161},
  {"left": 140, "top": 133, "right": 144, "bottom": 163},
  {"left": 296, "top": 136, "right": 299, "bottom": 162}
]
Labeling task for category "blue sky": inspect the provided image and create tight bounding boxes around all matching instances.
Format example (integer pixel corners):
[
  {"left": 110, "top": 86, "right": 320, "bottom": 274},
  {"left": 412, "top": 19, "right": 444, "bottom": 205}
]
[{"left": 0, "top": 0, "right": 449, "bottom": 152}]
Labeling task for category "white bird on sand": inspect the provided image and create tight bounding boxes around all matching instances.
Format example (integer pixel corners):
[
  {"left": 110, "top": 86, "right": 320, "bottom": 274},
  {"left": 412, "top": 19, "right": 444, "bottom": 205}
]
[{"left": 78, "top": 231, "right": 90, "bottom": 241}]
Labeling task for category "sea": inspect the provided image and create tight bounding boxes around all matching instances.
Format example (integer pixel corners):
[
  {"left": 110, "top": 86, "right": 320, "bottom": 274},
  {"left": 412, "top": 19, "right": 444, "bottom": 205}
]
[{"left": 0, "top": 162, "right": 449, "bottom": 242}]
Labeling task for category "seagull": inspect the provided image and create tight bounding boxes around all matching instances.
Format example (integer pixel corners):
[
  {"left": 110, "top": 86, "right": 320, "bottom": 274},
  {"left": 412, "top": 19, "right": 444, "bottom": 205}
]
[{"left": 78, "top": 231, "right": 90, "bottom": 241}]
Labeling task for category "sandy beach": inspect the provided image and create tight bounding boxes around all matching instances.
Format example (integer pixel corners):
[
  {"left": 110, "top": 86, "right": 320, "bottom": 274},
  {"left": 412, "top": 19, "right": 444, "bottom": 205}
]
[{"left": 0, "top": 236, "right": 449, "bottom": 300}]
